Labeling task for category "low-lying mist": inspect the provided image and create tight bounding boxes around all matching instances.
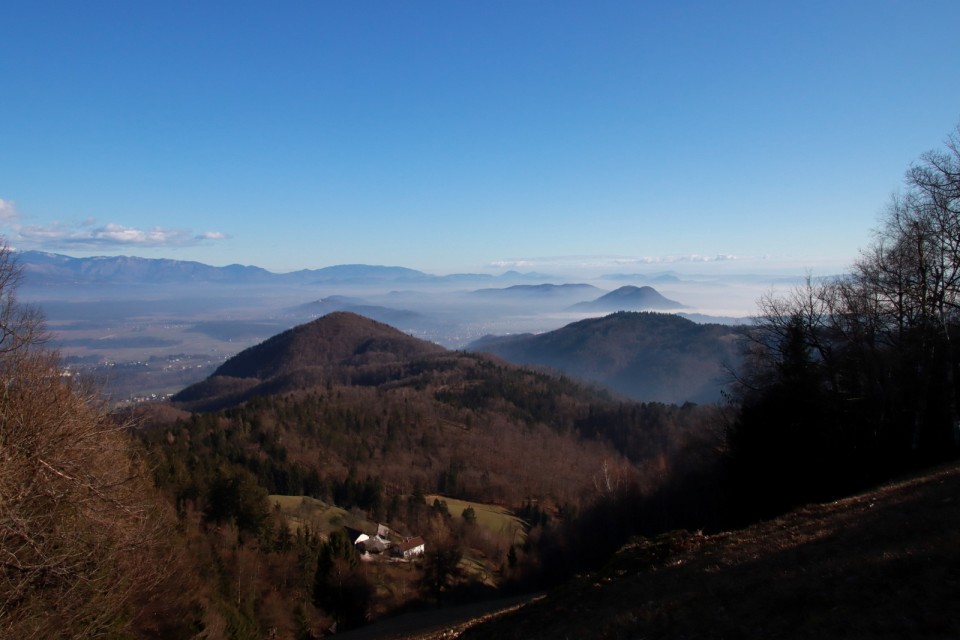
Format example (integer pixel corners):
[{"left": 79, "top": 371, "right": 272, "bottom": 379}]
[{"left": 20, "top": 267, "right": 807, "bottom": 402}]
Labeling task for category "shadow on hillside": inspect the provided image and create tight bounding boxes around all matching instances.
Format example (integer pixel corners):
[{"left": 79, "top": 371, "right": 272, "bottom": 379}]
[{"left": 459, "top": 464, "right": 960, "bottom": 639}]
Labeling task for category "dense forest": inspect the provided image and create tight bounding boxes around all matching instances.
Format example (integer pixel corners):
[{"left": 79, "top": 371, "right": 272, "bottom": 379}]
[{"left": 1, "top": 125, "right": 958, "bottom": 638}]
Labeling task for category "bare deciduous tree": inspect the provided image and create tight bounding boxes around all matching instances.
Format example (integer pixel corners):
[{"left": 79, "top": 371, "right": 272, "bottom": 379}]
[
  {"left": 727, "top": 125, "right": 960, "bottom": 516},
  {"left": 0, "top": 239, "right": 175, "bottom": 639},
  {"left": 0, "top": 244, "right": 46, "bottom": 360}
]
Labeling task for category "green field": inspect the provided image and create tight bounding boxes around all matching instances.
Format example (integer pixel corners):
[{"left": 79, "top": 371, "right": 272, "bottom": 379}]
[
  {"left": 426, "top": 495, "right": 527, "bottom": 544},
  {"left": 268, "top": 494, "right": 368, "bottom": 537}
]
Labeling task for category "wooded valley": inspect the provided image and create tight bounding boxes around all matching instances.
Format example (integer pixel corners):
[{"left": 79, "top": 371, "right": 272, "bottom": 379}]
[{"left": 2, "top": 126, "right": 959, "bottom": 639}]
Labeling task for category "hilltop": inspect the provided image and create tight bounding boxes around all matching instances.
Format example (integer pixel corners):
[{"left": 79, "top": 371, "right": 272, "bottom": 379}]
[
  {"left": 172, "top": 312, "right": 447, "bottom": 411},
  {"left": 211, "top": 312, "right": 444, "bottom": 379},
  {"left": 569, "top": 285, "right": 685, "bottom": 312}
]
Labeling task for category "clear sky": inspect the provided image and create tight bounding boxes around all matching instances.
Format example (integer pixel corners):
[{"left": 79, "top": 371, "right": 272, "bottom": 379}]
[{"left": 1, "top": 1, "right": 958, "bottom": 276}]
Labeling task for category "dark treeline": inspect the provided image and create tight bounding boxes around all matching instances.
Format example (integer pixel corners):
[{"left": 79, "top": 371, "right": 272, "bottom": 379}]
[{"left": 726, "top": 126, "right": 960, "bottom": 520}]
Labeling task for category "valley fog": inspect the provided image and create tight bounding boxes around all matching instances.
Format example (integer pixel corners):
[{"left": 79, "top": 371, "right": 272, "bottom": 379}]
[{"left": 18, "top": 260, "right": 807, "bottom": 402}]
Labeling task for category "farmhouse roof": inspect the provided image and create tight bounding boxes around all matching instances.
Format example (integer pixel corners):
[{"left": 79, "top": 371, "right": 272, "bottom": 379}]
[{"left": 397, "top": 536, "right": 425, "bottom": 552}]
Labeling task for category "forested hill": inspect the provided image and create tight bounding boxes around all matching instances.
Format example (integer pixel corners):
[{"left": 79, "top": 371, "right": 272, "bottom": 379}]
[
  {"left": 468, "top": 312, "right": 741, "bottom": 404},
  {"left": 131, "top": 309, "right": 724, "bottom": 637},
  {"left": 172, "top": 312, "right": 447, "bottom": 411},
  {"left": 162, "top": 310, "right": 719, "bottom": 505},
  {"left": 212, "top": 311, "right": 445, "bottom": 380}
]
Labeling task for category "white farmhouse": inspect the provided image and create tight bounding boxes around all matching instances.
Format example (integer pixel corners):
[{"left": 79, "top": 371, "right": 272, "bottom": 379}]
[{"left": 394, "top": 536, "right": 425, "bottom": 559}]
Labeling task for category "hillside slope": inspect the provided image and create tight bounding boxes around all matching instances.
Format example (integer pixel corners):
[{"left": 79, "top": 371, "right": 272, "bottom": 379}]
[
  {"left": 441, "top": 462, "right": 960, "bottom": 639},
  {"left": 469, "top": 312, "right": 741, "bottom": 403}
]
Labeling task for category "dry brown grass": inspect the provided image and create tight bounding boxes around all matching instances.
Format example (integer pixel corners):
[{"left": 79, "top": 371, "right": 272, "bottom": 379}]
[{"left": 370, "top": 461, "right": 960, "bottom": 639}]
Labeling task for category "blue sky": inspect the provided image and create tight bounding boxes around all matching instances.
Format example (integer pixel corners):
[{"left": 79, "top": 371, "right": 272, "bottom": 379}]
[{"left": 1, "top": 1, "right": 958, "bottom": 276}]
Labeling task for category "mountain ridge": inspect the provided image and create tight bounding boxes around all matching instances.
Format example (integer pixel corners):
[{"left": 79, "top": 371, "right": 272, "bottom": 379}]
[
  {"left": 469, "top": 311, "right": 740, "bottom": 403},
  {"left": 469, "top": 283, "right": 603, "bottom": 298},
  {"left": 15, "top": 250, "right": 554, "bottom": 287}
]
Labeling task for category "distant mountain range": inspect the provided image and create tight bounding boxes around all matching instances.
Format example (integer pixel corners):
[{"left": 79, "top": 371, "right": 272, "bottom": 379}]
[
  {"left": 468, "top": 283, "right": 604, "bottom": 299},
  {"left": 17, "top": 251, "right": 697, "bottom": 313},
  {"left": 15, "top": 250, "right": 553, "bottom": 287},
  {"left": 19, "top": 251, "right": 277, "bottom": 285},
  {"left": 469, "top": 311, "right": 741, "bottom": 403},
  {"left": 16, "top": 251, "right": 756, "bottom": 361},
  {"left": 602, "top": 272, "right": 684, "bottom": 284}
]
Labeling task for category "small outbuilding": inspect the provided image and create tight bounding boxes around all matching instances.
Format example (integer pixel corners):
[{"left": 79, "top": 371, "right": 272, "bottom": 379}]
[
  {"left": 347, "top": 524, "right": 392, "bottom": 555},
  {"left": 358, "top": 535, "right": 389, "bottom": 554}
]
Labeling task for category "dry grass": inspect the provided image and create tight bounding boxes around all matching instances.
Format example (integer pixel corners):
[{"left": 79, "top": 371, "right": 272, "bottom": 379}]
[{"left": 377, "top": 461, "right": 960, "bottom": 639}]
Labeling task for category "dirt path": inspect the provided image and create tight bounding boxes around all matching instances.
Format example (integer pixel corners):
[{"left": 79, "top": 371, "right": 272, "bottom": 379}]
[{"left": 332, "top": 593, "right": 543, "bottom": 640}]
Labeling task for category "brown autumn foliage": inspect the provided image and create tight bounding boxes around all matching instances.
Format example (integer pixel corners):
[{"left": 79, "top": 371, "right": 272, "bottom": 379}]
[
  {"left": 156, "top": 312, "right": 718, "bottom": 515},
  {"left": 0, "top": 241, "right": 183, "bottom": 639}
]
